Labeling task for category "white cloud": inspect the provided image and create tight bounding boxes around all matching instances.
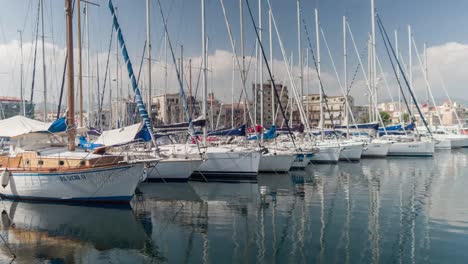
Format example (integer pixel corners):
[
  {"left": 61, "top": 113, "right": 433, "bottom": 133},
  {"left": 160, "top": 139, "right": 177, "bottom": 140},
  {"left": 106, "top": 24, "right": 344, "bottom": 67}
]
[{"left": 0, "top": 40, "right": 467, "bottom": 116}]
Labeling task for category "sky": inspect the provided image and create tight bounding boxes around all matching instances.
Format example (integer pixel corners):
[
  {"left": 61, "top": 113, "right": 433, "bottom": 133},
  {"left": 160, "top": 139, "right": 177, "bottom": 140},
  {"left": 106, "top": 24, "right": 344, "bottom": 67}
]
[{"left": 0, "top": 0, "right": 467, "bottom": 110}]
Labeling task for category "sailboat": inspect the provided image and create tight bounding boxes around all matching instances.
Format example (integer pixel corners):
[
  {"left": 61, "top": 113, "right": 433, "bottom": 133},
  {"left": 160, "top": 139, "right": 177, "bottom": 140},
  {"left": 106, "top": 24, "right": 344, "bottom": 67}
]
[{"left": 0, "top": 0, "right": 147, "bottom": 203}]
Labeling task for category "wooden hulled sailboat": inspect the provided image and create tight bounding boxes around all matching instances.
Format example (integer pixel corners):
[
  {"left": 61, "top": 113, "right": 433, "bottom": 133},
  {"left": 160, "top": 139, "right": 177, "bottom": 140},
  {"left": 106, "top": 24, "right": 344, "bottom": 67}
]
[{"left": 0, "top": 0, "right": 144, "bottom": 203}]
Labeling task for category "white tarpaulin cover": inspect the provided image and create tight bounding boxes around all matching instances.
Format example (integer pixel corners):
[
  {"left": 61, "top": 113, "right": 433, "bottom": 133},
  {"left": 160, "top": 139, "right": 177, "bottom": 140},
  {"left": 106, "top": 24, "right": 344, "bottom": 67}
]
[
  {"left": 0, "top": 115, "right": 50, "bottom": 138},
  {"left": 94, "top": 122, "right": 143, "bottom": 146}
]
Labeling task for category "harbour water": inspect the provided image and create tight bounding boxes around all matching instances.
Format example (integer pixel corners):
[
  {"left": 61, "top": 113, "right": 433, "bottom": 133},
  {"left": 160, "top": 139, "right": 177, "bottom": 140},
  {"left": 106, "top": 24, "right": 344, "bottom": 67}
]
[{"left": 0, "top": 149, "right": 466, "bottom": 263}]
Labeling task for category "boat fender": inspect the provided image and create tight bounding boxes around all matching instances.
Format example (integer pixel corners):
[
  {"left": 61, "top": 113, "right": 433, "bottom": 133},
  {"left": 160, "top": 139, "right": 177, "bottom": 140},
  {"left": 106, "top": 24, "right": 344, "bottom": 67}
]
[{"left": 1, "top": 169, "right": 10, "bottom": 188}]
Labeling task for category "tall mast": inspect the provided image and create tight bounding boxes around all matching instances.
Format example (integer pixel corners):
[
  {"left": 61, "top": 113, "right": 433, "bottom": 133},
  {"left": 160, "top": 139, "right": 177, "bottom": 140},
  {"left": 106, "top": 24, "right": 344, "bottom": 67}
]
[
  {"left": 41, "top": 0, "right": 47, "bottom": 122},
  {"left": 371, "top": 0, "right": 377, "bottom": 122},
  {"left": 269, "top": 9, "right": 274, "bottom": 126},
  {"left": 85, "top": 2, "right": 91, "bottom": 126},
  {"left": 189, "top": 58, "right": 193, "bottom": 117},
  {"left": 77, "top": 0, "right": 83, "bottom": 126},
  {"left": 231, "top": 55, "right": 235, "bottom": 128},
  {"left": 146, "top": 0, "right": 152, "bottom": 120},
  {"left": 164, "top": 25, "right": 168, "bottom": 124},
  {"left": 18, "top": 30, "right": 25, "bottom": 116},
  {"left": 424, "top": 42, "right": 428, "bottom": 103},
  {"left": 259, "top": 0, "right": 264, "bottom": 143},
  {"left": 201, "top": 0, "right": 207, "bottom": 145},
  {"left": 297, "top": 0, "right": 303, "bottom": 98},
  {"left": 115, "top": 5, "right": 120, "bottom": 127},
  {"left": 315, "top": 8, "right": 324, "bottom": 140},
  {"left": 306, "top": 47, "right": 309, "bottom": 122},
  {"left": 240, "top": 0, "right": 246, "bottom": 124},
  {"left": 65, "top": 0, "right": 75, "bottom": 151},
  {"left": 408, "top": 25, "right": 412, "bottom": 112},
  {"left": 343, "top": 15, "right": 349, "bottom": 137}
]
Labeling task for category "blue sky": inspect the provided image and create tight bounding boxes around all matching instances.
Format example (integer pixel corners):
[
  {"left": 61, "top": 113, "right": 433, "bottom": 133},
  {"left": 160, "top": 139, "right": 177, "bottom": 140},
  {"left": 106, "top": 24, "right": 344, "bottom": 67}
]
[{"left": 0, "top": 0, "right": 467, "bottom": 105}]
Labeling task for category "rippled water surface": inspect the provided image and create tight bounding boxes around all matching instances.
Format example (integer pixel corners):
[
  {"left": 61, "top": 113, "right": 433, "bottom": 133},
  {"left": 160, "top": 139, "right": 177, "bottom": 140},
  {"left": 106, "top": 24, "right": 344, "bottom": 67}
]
[{"left": 0, "top": 149, "right": 467, "bottom": 263}]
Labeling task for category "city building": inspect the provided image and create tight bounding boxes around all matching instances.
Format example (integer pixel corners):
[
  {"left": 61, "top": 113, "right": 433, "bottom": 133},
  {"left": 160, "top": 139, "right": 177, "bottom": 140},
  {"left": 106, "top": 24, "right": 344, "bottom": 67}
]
[
  {"left": 303, "top": 94, "right": 354, "bottom": 128},
  {"left": 252, "top": 81, "right": 290, "bottom": 127}
]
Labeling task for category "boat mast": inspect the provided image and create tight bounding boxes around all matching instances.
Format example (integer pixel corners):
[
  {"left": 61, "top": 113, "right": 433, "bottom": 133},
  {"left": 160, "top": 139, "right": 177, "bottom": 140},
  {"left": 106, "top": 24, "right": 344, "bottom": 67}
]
[
  {"left": 297, "top": 0, "right": 303, "bottom": 99},
  {"left": 424, "top": 42, "right": 428, "bottom": 103},
  {"left": 408, "top": 25, "right": 412, "bottom": 114},
  {"left": 164, "top": 24, "right": 167, "bottom": 124},
  {"left": 86, "top": 2, "right": 93, "bottom": 126},
  {"left": 18, "top": 30, "right": 25, "bottom": 116},
  {"left": 269, "top": 9, "right": 274, "bottom": 126},
  {"left": 231, "top": 55, "right": 235, "bottom": 128},
  {"left": 315, "top": 8, "right": 324, "bottom": 140},
  {"left": 201, "top": 0, "right": 207, "bottom": 145},
  {"left": 259, "top": 0, "right": 264, "bottom": 143},
  {"left": 395, "top": 29, "right": 402, "bottom": 124},
  {"left": 77, "top": 0, "right": 83, "bottom": 126},
  {"left": 306, "top": 47, "right": 309, "bottom": 121},
  {"left": 371, "top": 0, "right": 377, "bottom": 122},
  {"left": 41, "top": 0, "right": 47, "bottom": 122},
  {"left": 146, "top": 0, "right": 152, "bottom": 121},
  {"left": 343, "top": 15, "right": 349, "bottom": 137},
  {"left": 189, "top": 58, "right": 193, "bottom": 117},
  {"left": 65, "top": 0, "right": 75, "bottom": 151},
  {"left": 240, "top": 0, "right": 247, "bottom": 125}
]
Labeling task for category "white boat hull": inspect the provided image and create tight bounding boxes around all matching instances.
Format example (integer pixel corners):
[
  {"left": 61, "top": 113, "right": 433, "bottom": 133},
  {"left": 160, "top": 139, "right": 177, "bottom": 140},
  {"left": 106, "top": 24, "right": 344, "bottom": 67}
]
[
  {"left": 146, "top": 158, "right": 203, "bottom": 182},
  {"left": 434, "top": 139, "right": 451, "bottom": 149},
  {"left": 339, "top": 143, "right": 364, "bottom": 161},
  {"left": 388, "top": 141, "right": 435, "bottom": 156},
  {"left": 192, "top": 151, "right": 261, "bottom": 180},
  {"left": 362, "top": 142, "right": 390, "bottom": 157},
  {"left": 0, "top": 163, "right": 144, "bottom": 203},
  {"left": 259, "top": 153, "right": 294, "bottom": 172},
  {"left": 310, "top": 147, "right": 340, "bottom": 164}
]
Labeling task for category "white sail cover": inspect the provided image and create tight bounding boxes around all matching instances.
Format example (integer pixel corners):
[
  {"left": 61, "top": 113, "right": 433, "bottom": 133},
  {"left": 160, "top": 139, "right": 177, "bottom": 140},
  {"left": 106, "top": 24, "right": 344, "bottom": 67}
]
[
  {"left": 0, "top": 116, "right": 50, "bottom": 138},
  {"left": 94, "top": 123, "right": 144, "bottom": 146}
]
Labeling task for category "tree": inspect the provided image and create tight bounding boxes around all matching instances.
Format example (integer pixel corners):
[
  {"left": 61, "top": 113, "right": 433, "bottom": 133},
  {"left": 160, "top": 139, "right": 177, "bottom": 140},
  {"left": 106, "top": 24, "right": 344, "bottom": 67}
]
[
  {"left": 379, "top": 111, "right": 392, "bottom": 125},
  {"left": 402, "top": 113, "right": 410, "bottom": 123}
]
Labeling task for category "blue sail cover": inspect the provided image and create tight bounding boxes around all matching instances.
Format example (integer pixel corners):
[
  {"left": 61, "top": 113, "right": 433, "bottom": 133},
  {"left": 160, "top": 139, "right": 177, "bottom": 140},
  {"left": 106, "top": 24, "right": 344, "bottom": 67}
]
[
  {"left": 78, "top": 136, "right": 104, "bottom": 150},
  {"left": 378, "top": 122, "right": 415, "bottom": 132},
  {"left": 48, "top": 117, "right": 67, "bottom": 133},
  {"left": 247, "top": 126, "right": 277, "bottom": 140},
  {"left": 208, "top": 125, "right": 246, "bottom": 137},
  {"left": 335, "top": 122, "right": 379, "bottom": 130}
]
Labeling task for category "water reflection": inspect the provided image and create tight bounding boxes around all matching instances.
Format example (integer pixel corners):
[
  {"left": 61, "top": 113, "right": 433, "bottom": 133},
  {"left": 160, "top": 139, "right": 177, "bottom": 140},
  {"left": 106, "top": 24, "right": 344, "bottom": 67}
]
[
  {"left": 0, "top": 201, "right": 152, "bottom": 263},
  {"left": 0, "top": 150, "right": 467, "bottom": 263}
]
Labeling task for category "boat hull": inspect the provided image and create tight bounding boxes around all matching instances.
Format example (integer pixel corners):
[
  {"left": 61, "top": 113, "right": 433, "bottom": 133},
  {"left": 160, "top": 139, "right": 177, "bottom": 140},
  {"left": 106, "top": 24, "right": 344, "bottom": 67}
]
[
  {"left": 434, "top": 139, "right": 451, "bottom": 149},
  {"left": 146, "top": 158, "right": 203, "bottom": 182},
  {"left": 339, "top": 143, "right": 364, "bottom": 161},
  {"left": 387, "top": 141, "right": 435, "bottom": 156},
  {"left": 192, "top": 151, "right": 261, "bottom": 181},
  {"left": 310, "top": 147, "right": 340, "bottom": 164},
  {"left": 362, "top": 142, "right": 390, "bottom": 157},
  {"left": 0, "top": 164, "right": 144, "bottom": 203},
  {"left": 259, "top": 153, "right": 294, "bottom": 172}
]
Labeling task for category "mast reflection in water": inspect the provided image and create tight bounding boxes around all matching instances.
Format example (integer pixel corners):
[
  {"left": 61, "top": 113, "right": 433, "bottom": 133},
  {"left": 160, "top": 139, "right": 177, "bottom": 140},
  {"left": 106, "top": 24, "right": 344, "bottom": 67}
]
[{"left": 0, "top": 149, "right": 466, "bottom": 263}]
